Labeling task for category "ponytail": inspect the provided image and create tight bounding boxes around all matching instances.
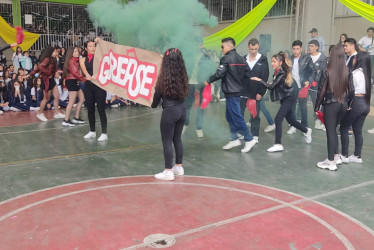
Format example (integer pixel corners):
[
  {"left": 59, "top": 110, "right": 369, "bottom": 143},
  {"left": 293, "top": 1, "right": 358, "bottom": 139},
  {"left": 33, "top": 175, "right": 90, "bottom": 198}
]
[{"left": 273, "top": 51, "right": 293, "bottom": 87}]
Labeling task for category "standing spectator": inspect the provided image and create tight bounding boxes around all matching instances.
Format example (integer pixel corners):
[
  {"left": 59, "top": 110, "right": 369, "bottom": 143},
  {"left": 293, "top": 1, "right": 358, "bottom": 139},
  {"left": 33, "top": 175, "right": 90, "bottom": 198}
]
[
  {"left": 205, "top": 37, "right": 257, "bottom": 153},
  {"left": 315, "top": 45, "right": 354, "bottom": 171},
  {"left": 59, "top": 47, "right": 66, "bottom": 70},
  {"left": 62, "top": 47, "right": 86, "bottom": 127},
  {"left": 20, "top": 51, "right": 33, "bottom": 73},
  {"left": 12, "top": 46, "right": 23, "bottom": 70},
  {"left": 29, "top": 50, "right": 38, "bottom": 67},
  {"left": 340, "top": 52, "right": 371, "bottom": 163},
  {"left": 338, "top": 33, "right": 348, "bottom": 46},
  {"left": 251, "top": 52, "right": 312, "bottom": 152},
  {"left": 241, "top": 38, "right": 272, "bottom": 143},
  {"left": 308, "top": 28, "right": 325, "bottom": 53},
  {"left": 358, "top": 27, "right": 374, "bottom": 82},
  {"left": 151, "top": 48, "right": 189, "bottom": 181},
  {"left": 307, "top": 40, "right": 328, "bottom": 130}
]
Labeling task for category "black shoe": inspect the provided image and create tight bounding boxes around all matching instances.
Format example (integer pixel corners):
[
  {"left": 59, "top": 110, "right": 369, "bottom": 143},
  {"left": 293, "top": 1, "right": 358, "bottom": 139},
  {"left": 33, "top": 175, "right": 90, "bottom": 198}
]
[
  {"left": 72, "top": 118, "right": 85, "bottom": 124},
  {"left": 62, "top": 119, "right": 75, "bottom": 127}
]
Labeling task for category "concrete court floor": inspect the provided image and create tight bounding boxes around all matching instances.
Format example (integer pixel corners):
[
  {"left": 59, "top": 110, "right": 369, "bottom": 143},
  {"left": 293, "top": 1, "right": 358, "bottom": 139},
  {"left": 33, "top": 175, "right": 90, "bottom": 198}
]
[{"left": 0, "top": 97, "right": 373, "bottom": 235}]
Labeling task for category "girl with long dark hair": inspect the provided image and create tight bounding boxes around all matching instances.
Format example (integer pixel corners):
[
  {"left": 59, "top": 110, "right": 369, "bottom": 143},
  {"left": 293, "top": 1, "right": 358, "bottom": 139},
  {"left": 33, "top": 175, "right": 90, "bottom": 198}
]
[
  {"left": 151, "top": 48, "right": 189, "bottom": 180},
  {"left": 62, "top": 46, "right": 86, "bottom": 127},
  {"left": 80, "top": 39, "right": 108, "bottom": 141},
  {"left": 339, "top": 52, "right": 371, "bottom": 164},
  {"left": 30, "top": 45, "right": 65, "bottom": 121},
  {"left": 315, "top": 45, "right": 354, "bottom": 170},
  {"left": 9, "top": 75, "right": 30, "bottom": 111},
  {"left": 252, "top": 51, "right": 312, "bottom": 152}
]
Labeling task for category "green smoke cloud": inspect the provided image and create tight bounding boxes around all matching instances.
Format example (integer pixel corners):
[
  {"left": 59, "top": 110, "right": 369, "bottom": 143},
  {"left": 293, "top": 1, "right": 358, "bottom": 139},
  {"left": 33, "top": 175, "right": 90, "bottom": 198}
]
[{"left": 87, "top": 0, "right": 218, "bottom": 75}]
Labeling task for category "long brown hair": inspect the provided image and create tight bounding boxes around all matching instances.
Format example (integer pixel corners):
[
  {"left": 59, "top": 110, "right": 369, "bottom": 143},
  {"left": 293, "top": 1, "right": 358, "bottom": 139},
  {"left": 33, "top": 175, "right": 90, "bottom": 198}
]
[
  {"left": 156, "top": 48, "right": 189, "bottom": 99},
  {"left": 327, "top": 45, "right": 349, "bottom": 103},
  {"left": 272, "top": 51, "right": 293, "bottom": 87},
  {"left": 62, "top": 47, "right": 76, "bottom": 78},
  {"left": 354, "top": 52, "right": 372, "bottom": 104}
]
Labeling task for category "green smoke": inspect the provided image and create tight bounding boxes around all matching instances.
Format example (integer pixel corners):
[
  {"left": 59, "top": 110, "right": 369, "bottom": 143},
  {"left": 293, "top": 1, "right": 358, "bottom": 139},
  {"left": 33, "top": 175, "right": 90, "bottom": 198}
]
[{"left": 87, "top": 0, "right": 218, "bottom": 75}]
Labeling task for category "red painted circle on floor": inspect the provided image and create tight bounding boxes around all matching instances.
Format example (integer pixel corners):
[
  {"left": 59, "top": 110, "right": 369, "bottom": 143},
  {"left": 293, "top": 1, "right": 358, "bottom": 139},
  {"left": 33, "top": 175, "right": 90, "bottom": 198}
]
[{"left": 0, "top": 176, "right": 373, "bottom": 249}]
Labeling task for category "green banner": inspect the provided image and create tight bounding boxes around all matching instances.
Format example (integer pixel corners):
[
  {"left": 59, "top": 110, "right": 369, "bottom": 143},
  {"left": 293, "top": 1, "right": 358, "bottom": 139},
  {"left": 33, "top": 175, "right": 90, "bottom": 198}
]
[
  {"left": 203, "top": 0, "right": 277, "bottom": 50},
  {"left": 339, "top": 0, "right": 374, "bottom": 23}
]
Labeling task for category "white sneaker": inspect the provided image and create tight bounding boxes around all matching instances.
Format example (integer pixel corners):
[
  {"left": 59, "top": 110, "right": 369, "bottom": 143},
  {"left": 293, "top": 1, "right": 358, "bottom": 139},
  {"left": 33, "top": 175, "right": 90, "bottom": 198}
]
[
  {"left": 172, "top": 165, "right": 184, "bottom": 176},
  {"left": 30, "top": 107, "right": 40, "bottom": 111},
  {"left": 334, "top": 155, "right": 342, "bottom": 165},
  {"left": 237, "top": 133, "right": 244, "bottom": 140},
  {"left": 181, "top": 125, "right": 188, "bottom": 135},
  {"left": 241, "top": 140, "right": 257, "bottom": 153},
  {"left": 84, "top": 131, "right": 96, "bottom": 139},
  {"left": 196, "top": 129, "right": 204, "bottom": 138},
  {"left": 267, "top": 144, "right": 284, "bottom": 152},
  {"left": 222, "top": 139, "right": 241, "bottom": 150},
  {"left": 287, "top": 126, "right": 297, "bottom": 135},
  {"left": 339, "top": 154, "right": 349, "bottom": 164},
  {"left": 62, "top": 119, "right": 75, "bottom": 127},
  {"left": 264, "top": 124, "right": 275, "bottom": 133},
  {"left": 321, "top": 124, "right": 326, "bottom": 131},
  {"left": 348, "top": 155, "right": 363, "bottom": 164},
  {"left": 0, "top": 110, "right": 3, "bottom": 115},
  {"left": 317, "top": 159, "right": 338, "bottom": 171},
  {"left": 54, "top": 112, "right": 65, "bottom": 119},
  {"left": 253, "top": 136, "right": 259, "bottom": 144},
  {"left": 111, "top": 104, "right": 119, "bottom": 108},
  {"left": 246, "top": 122, "right": 251, "bottom": 128},
  {"left": 36, "top": 113, "right": 48, "bottom": 122},
  {"left": 305, "top": 128, "right": 312, "bottom": 144},
  {"left": 154, "top": 169, "right": 175, "bottom": 180},
  {"left": 314, "top": 119, "right": 324, "bottom": 130},
  {"left": 97, "top": 133, "right": 108, "bottom": 142},
  {"left": 368, "top": 128, "right": 374, "bottom": 134}
]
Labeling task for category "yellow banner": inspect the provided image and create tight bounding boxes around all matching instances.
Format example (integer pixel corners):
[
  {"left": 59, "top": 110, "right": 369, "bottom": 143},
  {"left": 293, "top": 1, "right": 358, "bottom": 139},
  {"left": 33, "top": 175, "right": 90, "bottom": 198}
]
[
  {"left": 0, "top": 16, "right": 40, "bottom": 51},
  {"left": 339, "top": 0, "right": 374, "bottom": 23}
]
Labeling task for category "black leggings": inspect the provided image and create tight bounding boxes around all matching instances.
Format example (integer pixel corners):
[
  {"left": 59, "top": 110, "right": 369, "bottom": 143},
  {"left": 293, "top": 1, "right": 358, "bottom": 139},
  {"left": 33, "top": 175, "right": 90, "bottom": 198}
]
[
  {"left": 275, "top": 95, "right": 308, "bottom": 144},
  {"left": 84, "top": 81, "right": 107, "bottom": 133},
  {"left": 324, "top": 102, "right": 347, "bottom": 161},
  {"left": 340, "top": 97, "right": 370, "bottom": 157},
  {"left": 160, "top": 104, "right": 186, "bottom": 169}
]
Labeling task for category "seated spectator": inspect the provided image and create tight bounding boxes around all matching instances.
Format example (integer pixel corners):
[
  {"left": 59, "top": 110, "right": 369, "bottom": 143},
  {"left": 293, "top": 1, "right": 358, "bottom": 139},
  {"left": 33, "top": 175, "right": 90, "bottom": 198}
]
[
  {"left": 58, "top": 79, "right": 69, "bottom": 108},
  {"left": 9, "top": 77, "right": 30, "bottom": 111},
  {"left": 30, "top": 77, "right": 43, "bottom": 109},
  {"left": 0, "top": 80, "right": 10, "bottom": 113}
]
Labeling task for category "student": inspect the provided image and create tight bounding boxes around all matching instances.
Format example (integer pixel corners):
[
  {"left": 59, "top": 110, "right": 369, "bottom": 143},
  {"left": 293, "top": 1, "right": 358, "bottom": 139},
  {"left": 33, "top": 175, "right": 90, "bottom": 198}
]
[
  {"left": 315, "top": 45, "right": 354, "bottom": 170},
  {"left": 62, "top": 47, "right": 86, "bottom": 127},
  {"left": 30, "top": 45, "right": 65, "bottom": 121},
  {"left": 205, "top": 37, "right": 256, "bottom": 153},
  {"left": 251, "top": 51, "right": 312, "bottom": 152},
  {"left": 58, "top": 79, "right": 69, "bottom": 108},
  {"left": 30, "top": 77, "right": 43, "bottom": 109},
  {"left": 20, "top": 51, "right": 33, "bottom": 73},
  {"left": 80, "top": 39, "right": 108, "bottom": 141},
  {"left": 0, "top": 80, "right": 10, "bottom": 113},
  {"left": 9, "top": 77, "right": 30, "bottom": 111},
  {"left": 151, "top": 48, "right": 189, "bottom": 181},
  {"left": 12, "top": 46, "right": 23, "bottom": 70},
  {"left": 340, "top": 52, "right": 371, "bottom": 164}
]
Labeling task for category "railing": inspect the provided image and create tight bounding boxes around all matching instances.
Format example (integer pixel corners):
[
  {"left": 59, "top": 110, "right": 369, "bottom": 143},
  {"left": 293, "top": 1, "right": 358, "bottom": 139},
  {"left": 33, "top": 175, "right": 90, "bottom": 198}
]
[{"left": 30, "top": 34, "right": 115, "bottom": 51}]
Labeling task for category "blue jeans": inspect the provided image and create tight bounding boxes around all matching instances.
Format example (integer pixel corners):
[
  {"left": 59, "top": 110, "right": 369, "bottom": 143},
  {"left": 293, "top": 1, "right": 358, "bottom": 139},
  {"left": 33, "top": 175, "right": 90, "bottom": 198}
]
[
  {"left": 260, "top": 98, "right": 274, "bottom": 125},
  {"left": 226, "top": 96, "right": 252, "bottom": 141}
]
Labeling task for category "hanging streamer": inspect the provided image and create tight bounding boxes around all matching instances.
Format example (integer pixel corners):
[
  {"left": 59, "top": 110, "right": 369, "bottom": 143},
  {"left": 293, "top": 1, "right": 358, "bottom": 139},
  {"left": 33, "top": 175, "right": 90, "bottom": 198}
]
[
  {"left": 339, "top": 0, "right": 374, "bottom": 23},
  {"left": 203, "top": 0, "right": 277, "bottom": 50}
]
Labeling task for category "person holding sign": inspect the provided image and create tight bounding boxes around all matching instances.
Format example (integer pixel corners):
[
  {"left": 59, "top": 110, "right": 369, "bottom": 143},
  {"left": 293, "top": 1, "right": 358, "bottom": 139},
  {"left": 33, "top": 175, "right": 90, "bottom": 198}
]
[
  {"left": 151, "top": 48, "right": 189, "bottom": 181},
  {"left": 80, "top": 39, "right": 108, "bottom": 142}
]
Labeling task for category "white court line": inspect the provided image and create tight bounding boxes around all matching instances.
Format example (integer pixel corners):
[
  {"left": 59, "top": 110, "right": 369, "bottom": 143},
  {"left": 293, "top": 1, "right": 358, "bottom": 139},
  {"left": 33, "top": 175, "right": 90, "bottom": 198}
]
[
  {"left": 0, "top": 109, "right": 160, "bottom": 135},
  {"left": 0, "top": 181, "right": 356, "bottom": 249}
]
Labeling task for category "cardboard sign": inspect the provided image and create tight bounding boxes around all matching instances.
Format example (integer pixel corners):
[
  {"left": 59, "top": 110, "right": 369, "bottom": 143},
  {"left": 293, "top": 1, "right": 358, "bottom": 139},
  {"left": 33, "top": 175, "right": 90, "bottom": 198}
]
[{"left": 92, "top": 40, "right": 163, "bottom": 107}]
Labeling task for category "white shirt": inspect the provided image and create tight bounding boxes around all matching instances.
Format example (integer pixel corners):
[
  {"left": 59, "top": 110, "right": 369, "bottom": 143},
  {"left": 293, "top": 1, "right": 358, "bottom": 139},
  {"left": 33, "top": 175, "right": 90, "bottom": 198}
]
[
  {"left": 358, "top": 35, "right": 374, "bottom": 55},
  {"left": 310, "top": 53, "right": 321, "bottom": 63},
  {"left": 346, "top": 51, "right": 358, "bottom": 66},
  {"left": 292, "top": 57, "right": 301, "bottom": 88},
  {"left": 352, "top": 68, "right": 366, "bottom": 94},
  {"left": 246, "top": 53, "right": 261, "bottom": 70}
]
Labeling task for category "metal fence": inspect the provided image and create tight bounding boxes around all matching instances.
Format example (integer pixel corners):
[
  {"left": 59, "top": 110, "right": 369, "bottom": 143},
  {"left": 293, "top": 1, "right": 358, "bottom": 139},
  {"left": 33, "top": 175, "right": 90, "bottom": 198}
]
[{"left": 30, "top": 34, "right": 115, "bottom": 51}]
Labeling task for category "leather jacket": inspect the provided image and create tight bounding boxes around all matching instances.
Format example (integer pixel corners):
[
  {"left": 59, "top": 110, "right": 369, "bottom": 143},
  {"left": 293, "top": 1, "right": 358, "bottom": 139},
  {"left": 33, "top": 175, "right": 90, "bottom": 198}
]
[
  {"left": 260, "top": 68, "right": 293, "bottom": 101},
  {"left": 242, "top": 54, "right": 268, "bottom": 99},
  {"left": 309, "top": 53, "right": 327, "bottom": 91},
  {"left": 65, "top": 57, "right": 86, "bottom": 82},
  {"left": 208, "top": 49, "right": 250, "bottom": 97},
  {"left": 315, "top": 69, "right": 355, "bottom": 112},
  {"left": 291, "top": 54, "right": 316, "bottom": 88}
]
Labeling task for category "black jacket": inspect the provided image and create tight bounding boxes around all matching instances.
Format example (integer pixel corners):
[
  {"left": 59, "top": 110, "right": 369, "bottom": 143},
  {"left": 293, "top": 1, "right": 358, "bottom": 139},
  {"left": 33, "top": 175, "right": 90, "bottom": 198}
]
[
  {"left": 208, "top": 49, "right": 249, "bottom": 97},
  {"left": 309, "top": 53, "right": 327, "bottom": 91},
  {"left": 315, "top": 69, "right": 355, "bottom": 112},
  {"left": 291, "top": 54, "right": 316, "bottom": 89},
  {"left": 242, "top": 54, "right": 268, "bottom": 99},
  {"left": 259, "top": 68, "right": 293, "bottom": 101}
]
